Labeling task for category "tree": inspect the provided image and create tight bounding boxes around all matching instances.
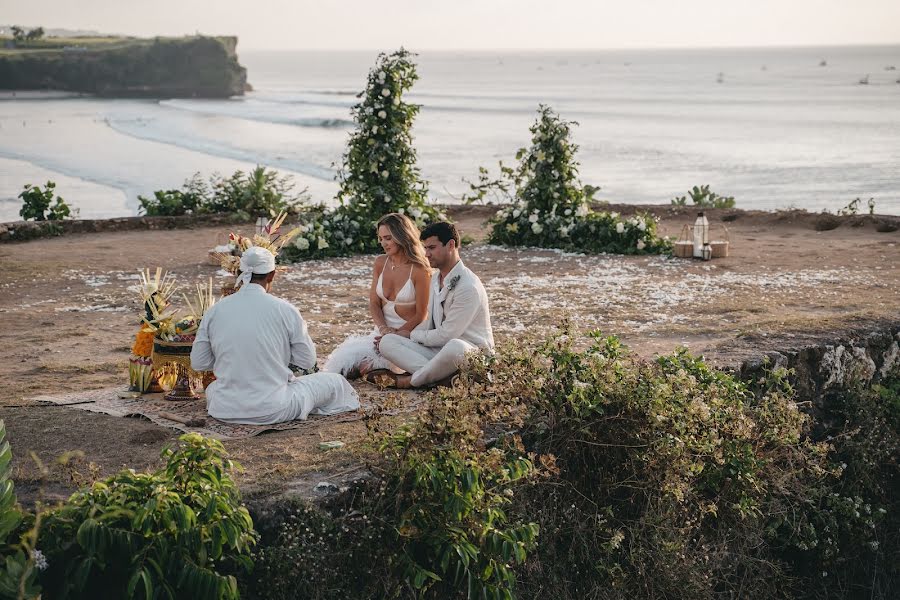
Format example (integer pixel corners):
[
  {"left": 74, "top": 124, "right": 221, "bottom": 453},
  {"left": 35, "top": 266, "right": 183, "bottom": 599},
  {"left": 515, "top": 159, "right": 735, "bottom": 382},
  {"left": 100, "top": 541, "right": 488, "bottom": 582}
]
[
  {"left": 25, "top": 27, "right": 44, "bottom": 41},
  {"left": 10, "top": 26, "right": 24, "bottom": 41}
]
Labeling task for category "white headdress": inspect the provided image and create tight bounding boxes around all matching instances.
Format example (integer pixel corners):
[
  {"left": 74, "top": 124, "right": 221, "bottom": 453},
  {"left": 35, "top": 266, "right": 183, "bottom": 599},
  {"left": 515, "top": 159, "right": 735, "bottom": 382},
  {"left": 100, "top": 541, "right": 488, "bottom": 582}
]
[{"left": 236, "top": 246, "right": 276, "bottom": 289}]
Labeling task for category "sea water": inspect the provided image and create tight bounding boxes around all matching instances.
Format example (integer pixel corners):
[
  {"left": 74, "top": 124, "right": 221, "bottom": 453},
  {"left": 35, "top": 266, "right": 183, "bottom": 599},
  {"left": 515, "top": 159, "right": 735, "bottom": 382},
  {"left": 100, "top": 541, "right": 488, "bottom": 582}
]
[{"left": 1, "top": 45, "right": 898, "bottom": 221}]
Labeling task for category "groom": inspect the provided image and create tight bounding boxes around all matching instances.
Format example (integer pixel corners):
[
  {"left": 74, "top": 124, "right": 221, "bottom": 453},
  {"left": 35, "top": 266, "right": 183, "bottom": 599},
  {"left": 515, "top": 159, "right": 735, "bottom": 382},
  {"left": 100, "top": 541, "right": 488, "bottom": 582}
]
[{"left": 376, "top": 222, "right": 493, "bottom": 388}]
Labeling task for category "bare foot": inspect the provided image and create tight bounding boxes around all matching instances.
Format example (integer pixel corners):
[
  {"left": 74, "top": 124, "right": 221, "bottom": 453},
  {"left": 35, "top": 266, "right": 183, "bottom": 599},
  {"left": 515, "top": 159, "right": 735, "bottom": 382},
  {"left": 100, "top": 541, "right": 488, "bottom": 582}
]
[{"left": 395, "top": 374, "right": 412, "bottom": 389}]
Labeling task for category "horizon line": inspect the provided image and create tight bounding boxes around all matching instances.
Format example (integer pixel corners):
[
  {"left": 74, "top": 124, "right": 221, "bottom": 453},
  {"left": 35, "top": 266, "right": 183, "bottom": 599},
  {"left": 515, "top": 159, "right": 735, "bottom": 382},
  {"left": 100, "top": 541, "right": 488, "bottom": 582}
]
[{"left": 239, "top": 41, "right": 900, "bottom": 52}]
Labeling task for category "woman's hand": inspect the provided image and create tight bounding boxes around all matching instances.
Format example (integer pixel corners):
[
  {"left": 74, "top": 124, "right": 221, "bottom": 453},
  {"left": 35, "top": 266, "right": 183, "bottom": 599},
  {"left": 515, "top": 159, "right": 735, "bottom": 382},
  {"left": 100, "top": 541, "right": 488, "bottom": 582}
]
[{"left": 378, "top": 325, "right": 397, "bottom": 335}]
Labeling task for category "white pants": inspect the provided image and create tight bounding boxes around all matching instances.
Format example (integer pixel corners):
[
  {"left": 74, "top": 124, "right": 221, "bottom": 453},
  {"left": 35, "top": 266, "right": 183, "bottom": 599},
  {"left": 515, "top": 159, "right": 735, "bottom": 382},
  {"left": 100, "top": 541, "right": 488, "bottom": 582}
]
[
  {"left": 217, "top": 373, "right": 359, "bottom": 425},
  {"left": 379, "top": 334, "right": 476, "bottom": 388}
]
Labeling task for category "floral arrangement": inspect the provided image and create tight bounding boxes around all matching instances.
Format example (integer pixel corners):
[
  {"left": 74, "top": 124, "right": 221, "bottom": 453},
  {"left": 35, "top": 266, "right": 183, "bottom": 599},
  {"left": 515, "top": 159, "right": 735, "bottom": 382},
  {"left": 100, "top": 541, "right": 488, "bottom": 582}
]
[
  {"left": 467, "top": 105, "right": 670, "bottom": 255},
  {"left": 281, "top": 49, "right": 445, "bottom": 262},
  {"left": 213, "top": 212, "right": 301, "bottom": 275}
]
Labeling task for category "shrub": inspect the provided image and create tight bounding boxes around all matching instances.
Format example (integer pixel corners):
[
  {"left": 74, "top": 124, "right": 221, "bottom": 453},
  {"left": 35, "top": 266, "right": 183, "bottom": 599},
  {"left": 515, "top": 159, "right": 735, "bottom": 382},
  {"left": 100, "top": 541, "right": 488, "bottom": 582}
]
[
  {"left": 137, "top": 189, "right": 204, "bottom": 217},
  {"left": 38, "top": 433, "right": 257, "bottom": 599},
  {"left": 0, "top": 420, "right": 41, "bottom": 599},
  {"left": 671, "top": 184, "right": 736, "bottom": 209},
  {"left": 18, "top": 181, "right": 75, "bottom": 221},
  {"left": 252, "top": 360, "right": 539, "bottom": 599},
  {"left": 281, "top": 49, "right": 444, "bottom": 262},
  {"left": 207, "top": 166, "right": 306, "bottom": 218},
  {"left": 471, "top": 106, "right": 669, "bottom": 255}
]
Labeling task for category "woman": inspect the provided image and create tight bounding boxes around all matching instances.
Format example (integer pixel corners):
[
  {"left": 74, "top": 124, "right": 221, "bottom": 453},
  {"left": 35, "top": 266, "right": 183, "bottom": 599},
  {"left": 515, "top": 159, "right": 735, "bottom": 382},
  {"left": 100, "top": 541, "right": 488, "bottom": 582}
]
[{"left": 323, "top": 213, "right": 432, "bottom": 377}]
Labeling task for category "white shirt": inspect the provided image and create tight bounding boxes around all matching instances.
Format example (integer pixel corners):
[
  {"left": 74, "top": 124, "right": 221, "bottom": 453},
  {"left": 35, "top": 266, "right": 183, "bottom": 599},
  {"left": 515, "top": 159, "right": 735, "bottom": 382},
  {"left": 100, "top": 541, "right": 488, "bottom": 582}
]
[
  {"left": 410, "top": 260, "right": 494, "bottom": 351},
  {"left": 190, "top": 284, "right": 317, "bottom": 421}
]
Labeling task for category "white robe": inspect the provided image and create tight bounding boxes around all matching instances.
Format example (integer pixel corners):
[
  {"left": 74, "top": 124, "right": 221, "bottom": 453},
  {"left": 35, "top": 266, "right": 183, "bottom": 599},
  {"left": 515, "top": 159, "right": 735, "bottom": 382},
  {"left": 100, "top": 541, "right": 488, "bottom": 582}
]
[{"left": 190, "top": 284, "right": 359, "bottom": 424}]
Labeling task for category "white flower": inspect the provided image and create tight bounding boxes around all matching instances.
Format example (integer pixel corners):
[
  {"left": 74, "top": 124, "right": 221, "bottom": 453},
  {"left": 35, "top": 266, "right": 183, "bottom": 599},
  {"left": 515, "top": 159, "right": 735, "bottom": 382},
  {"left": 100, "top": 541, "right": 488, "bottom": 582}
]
[
  {"left": 512, "top": 208, "right": 522, "bottom": 218},
  {"left": 381, "top": 88, "right": 391, "bottom": 97},
  {"left": 383, "top": 195, "right": 391, "bottom": 203},
  {"left": 636, "top": 239, "right": 646, "bottom": 250},
  {"left": 616, "top": 222, "right": 625, "bottom": 234},
  {"left": 367, "top": 138, "right": 375, "bottom": 146},
  {"left": 294, "top": 237, "right": 310, "bottom": 250},
  {"left": 317, "top": 237, "right": 329, "bottom": 250},
  {"left": 532, "top": 223, "right": 543, "bottom": 234},
  {"left": 529, "top": 213, "right": 539, "bottom": 223},
  {"left": 558, "top": 225, "right": 569, "bottom": 237},
  {"left": 371, "top": 125, "right": 378, "bottom": 135},
  {"left": 344, "top": 237, "right": 354, "bottom": 246},
  {"left": 552, "top": 170, "right": 559, "bottom": 179},
  {"left": 392, "top": 97, "right": 400, "bottom": 106},
  {"left": 378, "top": 110, "right": 387, "bottom": 119},
  {"left": 637, "top": 220, "right": 647, "bottom": 231},
  {"left": 536, "top": 150, "right": 546, "bottom": 161},
  {"left": 610, "top": 211, "right": 619, "bottom": 219},
  {"left": 410, "top": 208, "right": 422, "bottom": 218},
  {"left": 564, "top": 209, "right": 572, "bottom": 216},
  {"left": 365, "top": 107, "right": 373, "bottom": 115},
  {"left": 31, "top": 550, "right": 48, "bottom": 571},
  {"left": 576, "top": 204, "right": 589, "bottom": 217},
  {"left": 381, "top": 170, "right": 389, "bottom": 178}
]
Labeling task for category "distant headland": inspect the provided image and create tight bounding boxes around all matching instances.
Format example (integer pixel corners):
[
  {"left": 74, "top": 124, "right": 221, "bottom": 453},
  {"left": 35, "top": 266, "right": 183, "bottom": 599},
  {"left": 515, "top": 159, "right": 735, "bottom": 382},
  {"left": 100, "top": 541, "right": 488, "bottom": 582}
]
[{"left": 0, "top": 30, "right": 248, "bottom": 98}]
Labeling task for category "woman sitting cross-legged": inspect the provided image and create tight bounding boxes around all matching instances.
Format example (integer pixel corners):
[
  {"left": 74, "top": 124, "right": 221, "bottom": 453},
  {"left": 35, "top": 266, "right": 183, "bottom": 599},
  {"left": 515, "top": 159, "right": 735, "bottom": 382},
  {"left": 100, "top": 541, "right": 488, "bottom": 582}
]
[{"left": 323, "top": 212, "right": 432, "bottom": 378}]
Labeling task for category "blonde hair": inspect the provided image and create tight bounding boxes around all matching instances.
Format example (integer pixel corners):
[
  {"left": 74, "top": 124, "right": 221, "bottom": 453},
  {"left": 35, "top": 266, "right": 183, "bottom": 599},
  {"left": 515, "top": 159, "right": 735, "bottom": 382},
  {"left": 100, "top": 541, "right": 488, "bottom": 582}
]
[{"left": 376, "top": 213, "right": 431, "bottom": 274}]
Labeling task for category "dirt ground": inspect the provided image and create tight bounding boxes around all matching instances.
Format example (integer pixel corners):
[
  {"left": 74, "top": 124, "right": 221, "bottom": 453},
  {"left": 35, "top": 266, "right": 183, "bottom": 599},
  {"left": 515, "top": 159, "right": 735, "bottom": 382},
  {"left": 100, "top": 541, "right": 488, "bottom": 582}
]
[{"left": 1, "top": 205, "right": 898, "bottom": 503}]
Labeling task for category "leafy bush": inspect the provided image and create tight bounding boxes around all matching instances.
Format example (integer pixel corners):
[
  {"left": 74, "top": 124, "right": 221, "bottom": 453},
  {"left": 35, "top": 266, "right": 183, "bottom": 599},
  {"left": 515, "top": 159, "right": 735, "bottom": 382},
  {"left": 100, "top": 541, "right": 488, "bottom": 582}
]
[
  {"left": 470, "top": 106, "right": 669, "bottom": 255},
  {"left": 252, "top": 360, "right": 539, "bottom": 599},
  {"left": 207, "top": 166, "right": 305, "bottom": 218},
  {"left": 38, "top": 433, "right": 257, "bottom": 599},
  {"left": 0, "top": 421, "right": 41, "bottom": 600},
  {"left": 137, "top": 168, "right": 307, "bottom": 218},
  {"left": 18, "top": 181, "right": 75, "bottom": 221},
  {"left": 281, "top": 49, "right": 445, "bottom": 262},
  {"left": 671, "top": 184, "right": 736, "bottom": 209}
]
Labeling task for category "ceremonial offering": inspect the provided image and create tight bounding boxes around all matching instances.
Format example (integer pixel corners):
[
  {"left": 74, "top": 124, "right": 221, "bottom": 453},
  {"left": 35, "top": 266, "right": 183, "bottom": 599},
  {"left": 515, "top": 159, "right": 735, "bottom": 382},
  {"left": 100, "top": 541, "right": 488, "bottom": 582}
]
[
  {"left": 709, "top": 225, "right": 730, "bottom": 258},
  {"left": 212, "top": 211, "right": 301, "bottom": 279},
  {"left": 673, "top": 224, "right": 694, "bottom": 259},
  {"left": 152, "top": 338, "right": 201, "bottom": 401}
]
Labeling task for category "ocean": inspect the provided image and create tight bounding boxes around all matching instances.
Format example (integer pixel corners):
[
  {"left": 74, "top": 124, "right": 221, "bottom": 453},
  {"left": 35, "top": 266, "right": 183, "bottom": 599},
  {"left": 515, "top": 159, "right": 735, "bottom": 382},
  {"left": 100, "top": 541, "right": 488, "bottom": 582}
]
[{"left": 1, "top": 45, "right": 899, "bottom": 221}]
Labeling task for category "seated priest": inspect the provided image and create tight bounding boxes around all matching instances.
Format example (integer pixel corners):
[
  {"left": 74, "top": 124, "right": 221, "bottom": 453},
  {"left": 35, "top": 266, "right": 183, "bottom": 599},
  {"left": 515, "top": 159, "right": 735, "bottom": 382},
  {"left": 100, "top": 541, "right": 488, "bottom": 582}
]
[{"left": 191, "top": 246, "right": 359, "bottom": 424}]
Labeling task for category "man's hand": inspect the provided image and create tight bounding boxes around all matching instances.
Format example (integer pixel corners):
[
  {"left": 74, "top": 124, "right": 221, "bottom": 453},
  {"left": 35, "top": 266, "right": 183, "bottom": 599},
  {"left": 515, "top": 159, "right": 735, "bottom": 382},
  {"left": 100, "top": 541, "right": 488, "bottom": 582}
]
[{"left": 373, "top": 329, "right": 410, "bottom": 353}]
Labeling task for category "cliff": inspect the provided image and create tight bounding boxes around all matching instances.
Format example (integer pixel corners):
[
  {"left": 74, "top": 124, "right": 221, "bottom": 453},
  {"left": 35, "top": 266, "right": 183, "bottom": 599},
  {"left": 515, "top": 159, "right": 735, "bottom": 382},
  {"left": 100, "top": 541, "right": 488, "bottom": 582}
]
[{"left": 0, "top": 35, "right": 248, "bottom": 98}]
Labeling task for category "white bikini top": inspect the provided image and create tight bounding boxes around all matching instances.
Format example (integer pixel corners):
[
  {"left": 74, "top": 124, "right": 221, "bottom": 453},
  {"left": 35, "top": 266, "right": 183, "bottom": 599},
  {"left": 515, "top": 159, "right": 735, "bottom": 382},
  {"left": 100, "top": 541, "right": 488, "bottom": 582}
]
[{"left": 377, "top": 264, "right": 416, "bottom": 306}]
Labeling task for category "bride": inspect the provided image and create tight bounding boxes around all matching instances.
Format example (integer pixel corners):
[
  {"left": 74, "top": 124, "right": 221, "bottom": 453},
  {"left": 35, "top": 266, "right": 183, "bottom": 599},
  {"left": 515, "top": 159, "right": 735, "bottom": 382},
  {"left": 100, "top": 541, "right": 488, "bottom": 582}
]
[{"left": 323, "top": 213, "right": 432, "bottom": 377}]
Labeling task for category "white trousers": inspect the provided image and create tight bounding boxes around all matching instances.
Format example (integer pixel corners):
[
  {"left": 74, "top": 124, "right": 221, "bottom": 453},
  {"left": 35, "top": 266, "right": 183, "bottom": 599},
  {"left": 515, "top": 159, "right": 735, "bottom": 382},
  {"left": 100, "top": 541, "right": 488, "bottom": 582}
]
[
  {"left": 378, "top": 334, "right": 476, "bottom": 387},
  {"left": 217, "top": 373, "right": 359, "bottom": 425}
]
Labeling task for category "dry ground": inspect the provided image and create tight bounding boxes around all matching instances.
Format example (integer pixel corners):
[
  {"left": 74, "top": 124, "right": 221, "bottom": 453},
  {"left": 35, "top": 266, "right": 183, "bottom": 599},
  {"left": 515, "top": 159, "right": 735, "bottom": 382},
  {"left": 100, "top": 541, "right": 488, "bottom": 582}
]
[{"left": 1, "top": 205, "right": 898, "bottom": 502}]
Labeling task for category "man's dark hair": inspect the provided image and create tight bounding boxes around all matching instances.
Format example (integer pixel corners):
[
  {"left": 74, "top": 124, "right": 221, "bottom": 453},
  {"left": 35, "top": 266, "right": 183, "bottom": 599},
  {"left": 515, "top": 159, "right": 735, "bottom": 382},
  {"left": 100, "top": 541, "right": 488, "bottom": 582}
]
[
  {"left": 420, "top": 222, "right": 460, "bottom": 247},
  {"left": 249, "top": 270, "right": 274, "bottom": 284}
]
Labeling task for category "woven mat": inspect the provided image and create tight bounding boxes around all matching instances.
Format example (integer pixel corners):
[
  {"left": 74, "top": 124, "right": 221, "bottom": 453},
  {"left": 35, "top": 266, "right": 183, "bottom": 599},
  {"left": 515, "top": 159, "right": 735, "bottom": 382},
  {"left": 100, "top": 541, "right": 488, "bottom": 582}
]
[{"left": 31, "top": 385, "right": 423, "bottom": 440}]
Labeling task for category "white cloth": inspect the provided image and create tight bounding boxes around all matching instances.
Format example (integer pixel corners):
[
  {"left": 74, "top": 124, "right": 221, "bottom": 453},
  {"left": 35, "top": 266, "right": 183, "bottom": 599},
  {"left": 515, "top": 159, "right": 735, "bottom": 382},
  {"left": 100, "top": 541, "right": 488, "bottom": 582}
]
[
  {"left": 323, "top": 266, "right": 428, "bottom": 376},
  {"left": 379, "top": 335, "right": 476, "bottom": 387},
  {"left": 379, "top": 260, "right": 493, "bottom": 387},
  {"left": 235, "top": 246, "right": 276, "bottom": 289},
  {"left": 190, "top": 284, "right": 359, "bottom": 424}
]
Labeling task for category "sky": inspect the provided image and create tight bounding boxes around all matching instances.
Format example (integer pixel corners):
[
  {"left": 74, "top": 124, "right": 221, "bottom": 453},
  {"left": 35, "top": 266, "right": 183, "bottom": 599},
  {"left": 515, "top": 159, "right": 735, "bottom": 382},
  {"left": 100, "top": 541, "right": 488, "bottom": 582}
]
[{"left": 4, "top": 0, "right": 900, "bottom": 50}]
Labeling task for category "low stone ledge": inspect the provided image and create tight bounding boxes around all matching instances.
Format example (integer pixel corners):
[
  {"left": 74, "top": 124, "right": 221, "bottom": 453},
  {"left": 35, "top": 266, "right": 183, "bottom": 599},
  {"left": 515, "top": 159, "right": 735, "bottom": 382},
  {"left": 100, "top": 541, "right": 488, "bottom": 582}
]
[{"left": 0, "top": 213, "right": 250, "bottom": 243}]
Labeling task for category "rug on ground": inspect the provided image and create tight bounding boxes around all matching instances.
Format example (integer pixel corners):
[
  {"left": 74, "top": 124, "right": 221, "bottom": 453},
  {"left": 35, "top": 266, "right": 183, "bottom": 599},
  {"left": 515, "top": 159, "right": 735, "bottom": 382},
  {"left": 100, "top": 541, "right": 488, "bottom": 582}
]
[{"left": 31, "top": 386, "right": 421, "bottom": 440}]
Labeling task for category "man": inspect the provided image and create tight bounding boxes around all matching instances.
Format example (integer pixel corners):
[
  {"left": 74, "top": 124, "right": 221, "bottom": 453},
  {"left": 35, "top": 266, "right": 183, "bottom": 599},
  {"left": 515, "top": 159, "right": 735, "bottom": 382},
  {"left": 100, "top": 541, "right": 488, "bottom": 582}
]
[
  {"left": 376, "top": 222, "right": 494, "bottom": 388},
  {"left": 191, "top": 246, "right": 359, "bottom": 424}
]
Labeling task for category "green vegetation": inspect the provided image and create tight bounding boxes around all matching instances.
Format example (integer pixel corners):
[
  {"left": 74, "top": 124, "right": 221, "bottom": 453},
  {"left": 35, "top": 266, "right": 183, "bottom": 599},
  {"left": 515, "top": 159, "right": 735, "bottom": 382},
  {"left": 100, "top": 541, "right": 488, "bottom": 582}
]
[
  {"left": 671, "top": 184, "right": 736, "bottom": 209},
  {"left": 0, "top": 35, "right": 246, "bottom": 98},
  {"left": 475, "top": 105, "right": 670, "bottom": 255},
  {"left": 250, "top": 328, "right": 898, "bottom": 599},
  {"left": 0, "top": 421, "right": 41, "bottom": 599},
  {"left": 138, "top": 167, "right": 307, "bottom": 219},
  {"left": 18, "top": 181, "right": 75, "bottom": 221},
  {"left": 281, "top": 48, "right": 444, "bottom": 262}
]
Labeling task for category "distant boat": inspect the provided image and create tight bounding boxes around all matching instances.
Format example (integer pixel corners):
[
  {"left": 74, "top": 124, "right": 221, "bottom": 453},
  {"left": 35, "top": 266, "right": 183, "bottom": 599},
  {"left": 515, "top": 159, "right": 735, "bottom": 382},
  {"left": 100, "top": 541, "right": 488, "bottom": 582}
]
[
  {"left": 858, "top": 74, "right": 870, "bottom": 85},
  {"left": 819, "top": 59, "right": 827, "bottom": 67},
  {"left": 716, "top": 72, "right": 724, "bottom": 84},
  {"left": 885, "top": 65, "right": 897, "bottom": 71}
]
